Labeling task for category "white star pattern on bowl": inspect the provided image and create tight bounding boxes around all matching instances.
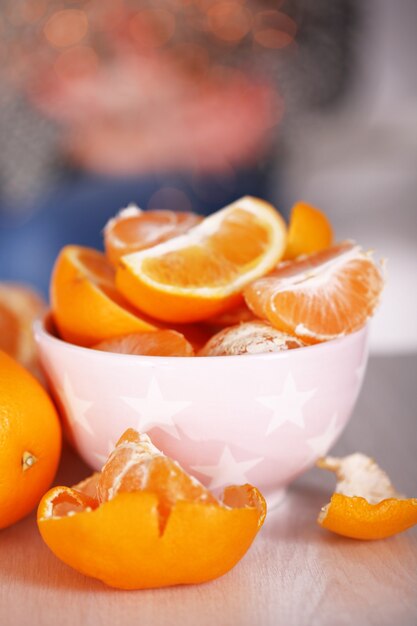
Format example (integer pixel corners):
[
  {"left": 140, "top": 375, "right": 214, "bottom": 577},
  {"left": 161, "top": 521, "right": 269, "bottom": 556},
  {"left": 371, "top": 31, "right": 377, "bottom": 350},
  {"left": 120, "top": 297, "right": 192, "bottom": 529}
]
[{"left": 258, "top": 373, "right": 317, "bottom": 434}]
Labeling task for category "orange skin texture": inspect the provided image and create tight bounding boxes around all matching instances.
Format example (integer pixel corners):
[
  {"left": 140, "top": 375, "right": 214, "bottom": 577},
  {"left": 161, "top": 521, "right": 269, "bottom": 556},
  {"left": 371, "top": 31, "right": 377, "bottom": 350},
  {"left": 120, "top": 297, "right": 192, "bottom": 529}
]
[
  {"left": 37, "top": 484, "right": 266, "bottom": 590},
  {"left": 115, "top": 198, "right": 287, "bottom": 324},
  {"left": 0, "top": 351, "right": 62, "bottom": 529},
  {"left": 319, "top": 494, "right": 417, "bottom": 540},
  {"left": 284, "top": 201, "right": 333, "bottom": 260},
  {"left": 50, "top": 245, "right": 158, "bottom": 346}
]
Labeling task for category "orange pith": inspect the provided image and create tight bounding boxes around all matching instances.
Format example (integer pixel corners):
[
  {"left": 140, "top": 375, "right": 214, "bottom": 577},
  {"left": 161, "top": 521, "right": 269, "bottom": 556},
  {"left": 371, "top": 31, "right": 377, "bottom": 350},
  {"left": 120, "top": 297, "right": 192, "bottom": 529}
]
[
  {"left": 0, "top": 351, "right": 62, "bottom": 529},
  {"left": 317, "top": 454, "right": 417, "bottom": 540},
  {"left": 104, "top": 205, "right": 202, "bottom": 265},
  {"left": 199, "top": 321, "right": 305, "bottom": 356},
  {"left": 37, "top": 428, "right": 266, "bottom": 589},
  {"left": 116, "top": 196, "right": 287, "bottom": 323},
  {"left": 244, "top": 241, "right": 385, "bottom": 343},
  {"left": 50, "top": 245, "right": 158, "bottom": 346},
  {"left": 94, "top": 330, "right": 195, "bottom": 357},
  {"left": 284, "top": 201, "right": 333, "bottom": 260}
]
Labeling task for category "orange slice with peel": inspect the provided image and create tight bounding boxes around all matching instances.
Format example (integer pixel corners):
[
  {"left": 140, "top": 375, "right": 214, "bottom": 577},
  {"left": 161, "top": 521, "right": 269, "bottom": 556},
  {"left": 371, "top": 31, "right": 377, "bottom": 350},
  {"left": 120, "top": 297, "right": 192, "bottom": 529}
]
[
  {"left": 116, "top": 196, "right": 287, "bottom": 323},
  {"left": 244, "top": 241, "right": 385, "bottom": 344},
  {"left": 317, "top": 453, "right": 417, "bottom": 540},
  {"left": 50, "top": 245, "right": 158, "bottom": 346},
  {"left": 104, "top": 204, "right": 202, "bottom": 266},
  {"left": 37, "top": 429, "right": 266, "bottom": 589},
  {"left": 199, "top": 321, "right": 305, "bottom": 356},
  {"left": 94, "top": 330, "right": 194, "bottom": 356},
  {"left": 284, "top": 201, "right": 333, "bottom": 260}
]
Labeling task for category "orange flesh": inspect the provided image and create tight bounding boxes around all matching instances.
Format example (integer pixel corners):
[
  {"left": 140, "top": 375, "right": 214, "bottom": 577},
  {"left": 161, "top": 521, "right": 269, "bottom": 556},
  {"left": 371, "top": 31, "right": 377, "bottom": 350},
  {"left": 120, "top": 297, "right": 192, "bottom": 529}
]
[
  {"left": 94, "top": 329, "right": 195, "bottom": 357},
  {"left": 244, "top": 241, "right": 385, "bottom": 343},
  {"left": 105, "top": 210, "right": 202, "bottom": 265},
  {"left": 116, "top": 197, "right": 287, "bottom": 323}
]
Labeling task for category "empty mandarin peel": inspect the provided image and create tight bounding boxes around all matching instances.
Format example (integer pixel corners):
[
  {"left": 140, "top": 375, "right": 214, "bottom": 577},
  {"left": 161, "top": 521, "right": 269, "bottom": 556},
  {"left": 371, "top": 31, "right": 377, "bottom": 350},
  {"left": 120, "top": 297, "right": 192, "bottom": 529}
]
[
  {"left": 37, "top": 429, "right": 266, "bottom": 589},
  {"left": 115, "top": 196, "right": 287, "bottom": 324},
  {"left": 284, "top": 201, "right": 333, "bottom": 260},
  {"left": 317, "top": 453, "right": 417, "bottom": 540},
  {"left": 50, "top": 245, "right": 158, "bottom": 346}
]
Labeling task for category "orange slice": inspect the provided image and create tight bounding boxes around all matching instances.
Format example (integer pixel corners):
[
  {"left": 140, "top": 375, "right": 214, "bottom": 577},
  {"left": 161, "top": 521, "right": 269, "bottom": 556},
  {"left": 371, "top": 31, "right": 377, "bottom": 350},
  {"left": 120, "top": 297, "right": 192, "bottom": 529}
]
[
  {"left": 116, "top": 196, "right": 287, "bottom": 323},
  {"left": 37, "top": 429, "right": 266, "bottom": 589},
  {"left": 94, "top": 329, "right": 194, "bottom": 357},
  {"left": 317, "top": 454, "right": 417, "bottom": 540},
  {"left": 284, "top": 201, "right": 333, "bottom": 260},
  {"left": 104, "top": 204, "right": 202, "bottom": 266},
  {"left": 199, "top": 321, "right": 305, "bottom": 356},
  {"left": 50, "top": 245, "right": 158, "bottom": 347},
  {"left": 244, "top": 241, "right": 385, "bottom": 344}
]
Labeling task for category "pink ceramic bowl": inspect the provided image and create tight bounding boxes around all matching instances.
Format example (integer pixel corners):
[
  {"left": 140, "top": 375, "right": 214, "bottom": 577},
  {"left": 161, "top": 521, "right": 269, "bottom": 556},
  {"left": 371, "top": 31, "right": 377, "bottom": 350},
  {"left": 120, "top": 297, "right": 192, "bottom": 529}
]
[{"left": 35, "top": 318, "right": 369, "bottom": 508}]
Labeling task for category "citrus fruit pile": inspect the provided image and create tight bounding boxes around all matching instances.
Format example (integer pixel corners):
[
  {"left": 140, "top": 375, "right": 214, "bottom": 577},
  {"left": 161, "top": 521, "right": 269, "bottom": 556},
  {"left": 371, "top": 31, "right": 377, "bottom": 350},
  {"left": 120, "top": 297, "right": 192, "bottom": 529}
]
[
  {"left": 50, "top": 196, "right": 385, "bottom": 357},
  {"left": 38, "top": 428, "right": 266, "bottom": 589}
]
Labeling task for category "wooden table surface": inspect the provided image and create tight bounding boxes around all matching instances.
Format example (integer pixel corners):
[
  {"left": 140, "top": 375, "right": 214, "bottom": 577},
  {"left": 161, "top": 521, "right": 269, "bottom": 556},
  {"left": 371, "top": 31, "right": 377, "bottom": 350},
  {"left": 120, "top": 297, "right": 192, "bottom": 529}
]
[{"left": 1, "top": 354, "right": 416, "bottom": 626}]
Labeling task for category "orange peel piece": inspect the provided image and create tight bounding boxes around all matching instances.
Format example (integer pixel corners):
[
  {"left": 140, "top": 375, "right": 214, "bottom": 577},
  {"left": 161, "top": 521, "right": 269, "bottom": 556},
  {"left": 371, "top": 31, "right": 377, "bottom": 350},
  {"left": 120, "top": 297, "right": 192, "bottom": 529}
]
[
  {"left": 37, "top": 429, "right": 266, "bottom": 589},
  {"left": 284, "top": 201, "right": 333, "bottom": 260},
  {"left": 317, "top": 453, "right": 417, "bottom": 540}
]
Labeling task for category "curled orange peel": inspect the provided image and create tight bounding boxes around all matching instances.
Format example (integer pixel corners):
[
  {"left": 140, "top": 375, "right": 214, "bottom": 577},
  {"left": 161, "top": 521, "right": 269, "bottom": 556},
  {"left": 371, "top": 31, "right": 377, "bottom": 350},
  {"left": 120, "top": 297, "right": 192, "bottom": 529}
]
[
  {"left": 317, "top": 453, "right": 417, "bottom": 540},
  {"left": 37, "top": 431, "right": 266, "bottom": 590}
]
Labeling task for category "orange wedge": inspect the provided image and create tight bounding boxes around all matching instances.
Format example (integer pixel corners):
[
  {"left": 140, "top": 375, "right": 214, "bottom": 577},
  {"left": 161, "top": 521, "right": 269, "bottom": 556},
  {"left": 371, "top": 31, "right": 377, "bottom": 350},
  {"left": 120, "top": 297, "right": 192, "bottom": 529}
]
[
  {"left": 51, "top": 245, "right": 158, "bottom": 346},
  {"left": 116, "top": 196, "right": 287, "bottom": 323},
  {"left": 104, "top": 204, "right": 202, "bottom": 266},
  {"left": 317, "top": 454, "right": 417, "bottom": 540},
  {"left": 284, "top": 201, "right": 333, "bottom": 260},
  {"left": 94, "top": 329, "right": 194, "bottom": 357},
  {"left": 37, "top": 429, "right": 266, "bottom": 589},
  {"left": 244, "top": 241, "right": 385, "bottom": 343}
]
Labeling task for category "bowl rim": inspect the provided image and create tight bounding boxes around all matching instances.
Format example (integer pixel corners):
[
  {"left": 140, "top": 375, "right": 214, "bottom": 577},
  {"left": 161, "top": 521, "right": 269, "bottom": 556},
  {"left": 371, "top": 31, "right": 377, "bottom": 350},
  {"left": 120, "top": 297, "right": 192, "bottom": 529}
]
[{"left": 34, "top": 313, "right": 369, "bottom": 365}]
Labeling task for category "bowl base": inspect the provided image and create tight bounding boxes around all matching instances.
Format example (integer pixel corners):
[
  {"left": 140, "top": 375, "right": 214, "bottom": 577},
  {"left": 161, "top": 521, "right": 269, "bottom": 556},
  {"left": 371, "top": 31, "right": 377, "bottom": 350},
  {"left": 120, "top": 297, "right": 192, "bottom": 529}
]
[{"left": 264, "top": 488, "right": 287, "bottom": 512}]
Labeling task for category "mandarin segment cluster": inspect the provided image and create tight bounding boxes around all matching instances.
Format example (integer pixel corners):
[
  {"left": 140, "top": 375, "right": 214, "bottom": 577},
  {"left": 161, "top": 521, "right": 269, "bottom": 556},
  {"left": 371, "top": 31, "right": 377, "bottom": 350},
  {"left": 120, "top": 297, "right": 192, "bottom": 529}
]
[{"left": 50, "top": 197, "right": 385, "bottom": 357}]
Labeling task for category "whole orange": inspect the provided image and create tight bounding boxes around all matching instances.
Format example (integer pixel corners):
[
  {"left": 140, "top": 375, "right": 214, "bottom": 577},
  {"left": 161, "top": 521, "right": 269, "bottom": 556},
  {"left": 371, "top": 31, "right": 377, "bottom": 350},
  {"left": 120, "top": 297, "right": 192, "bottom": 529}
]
[{"left": 0, "top": 351, "right": 62, "bottom": 529}]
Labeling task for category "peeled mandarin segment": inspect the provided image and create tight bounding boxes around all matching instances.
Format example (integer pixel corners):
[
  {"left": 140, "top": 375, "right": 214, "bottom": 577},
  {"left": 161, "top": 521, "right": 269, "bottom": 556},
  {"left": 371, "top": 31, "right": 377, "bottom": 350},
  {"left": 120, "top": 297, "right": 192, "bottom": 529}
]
[
  {"left": 96, "top": 429, "right": 215, "bottom": 528},
  {"left": 283, "top": 201, "right": 333, "bottom": 260},
  {"left": 116, "top": 196, "right": 287, "bottom": 323},
  {"left": 104, "top": 205, "right": 202, "bottom": 266},
  {"left": 317, "top": 453, "right": 417, "bottom": 540},
  {"left": 198, "top": 321, "right": 305, "bottom": 356},
  {"left": 37, "top": 428, "right": 266, "bottom": 589},
  {"left": 50, "top": 245, "right": 158, "bottom": 347},
  {"left": 244, "top": 241, "right": 385, "bottom": 344},
  {"left": 94, "top": 329, "right": 195, "bottom": 357}
]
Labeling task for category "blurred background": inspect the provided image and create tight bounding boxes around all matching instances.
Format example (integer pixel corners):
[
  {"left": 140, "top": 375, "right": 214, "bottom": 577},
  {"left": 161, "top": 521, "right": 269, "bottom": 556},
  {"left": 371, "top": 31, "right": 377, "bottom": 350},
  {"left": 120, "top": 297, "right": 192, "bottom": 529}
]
[{"left": 0, "top": 0, "right": 416, "bottom": 353}]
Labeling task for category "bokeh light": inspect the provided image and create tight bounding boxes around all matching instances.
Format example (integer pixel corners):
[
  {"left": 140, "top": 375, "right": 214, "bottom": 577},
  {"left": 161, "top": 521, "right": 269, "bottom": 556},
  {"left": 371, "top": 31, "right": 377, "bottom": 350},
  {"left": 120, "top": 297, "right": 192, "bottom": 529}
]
[
  {"left": 253, "top": 10, "right": 297, "bottom": 49},
  {"left": 129, "top": 9, "right": 176, "bottom": 49},
  {"left": 44, "top": 9, "right": 89, "bottom": 49},
  {"left": 207, "top": 2, "right": 252, "bottom": 43}
]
